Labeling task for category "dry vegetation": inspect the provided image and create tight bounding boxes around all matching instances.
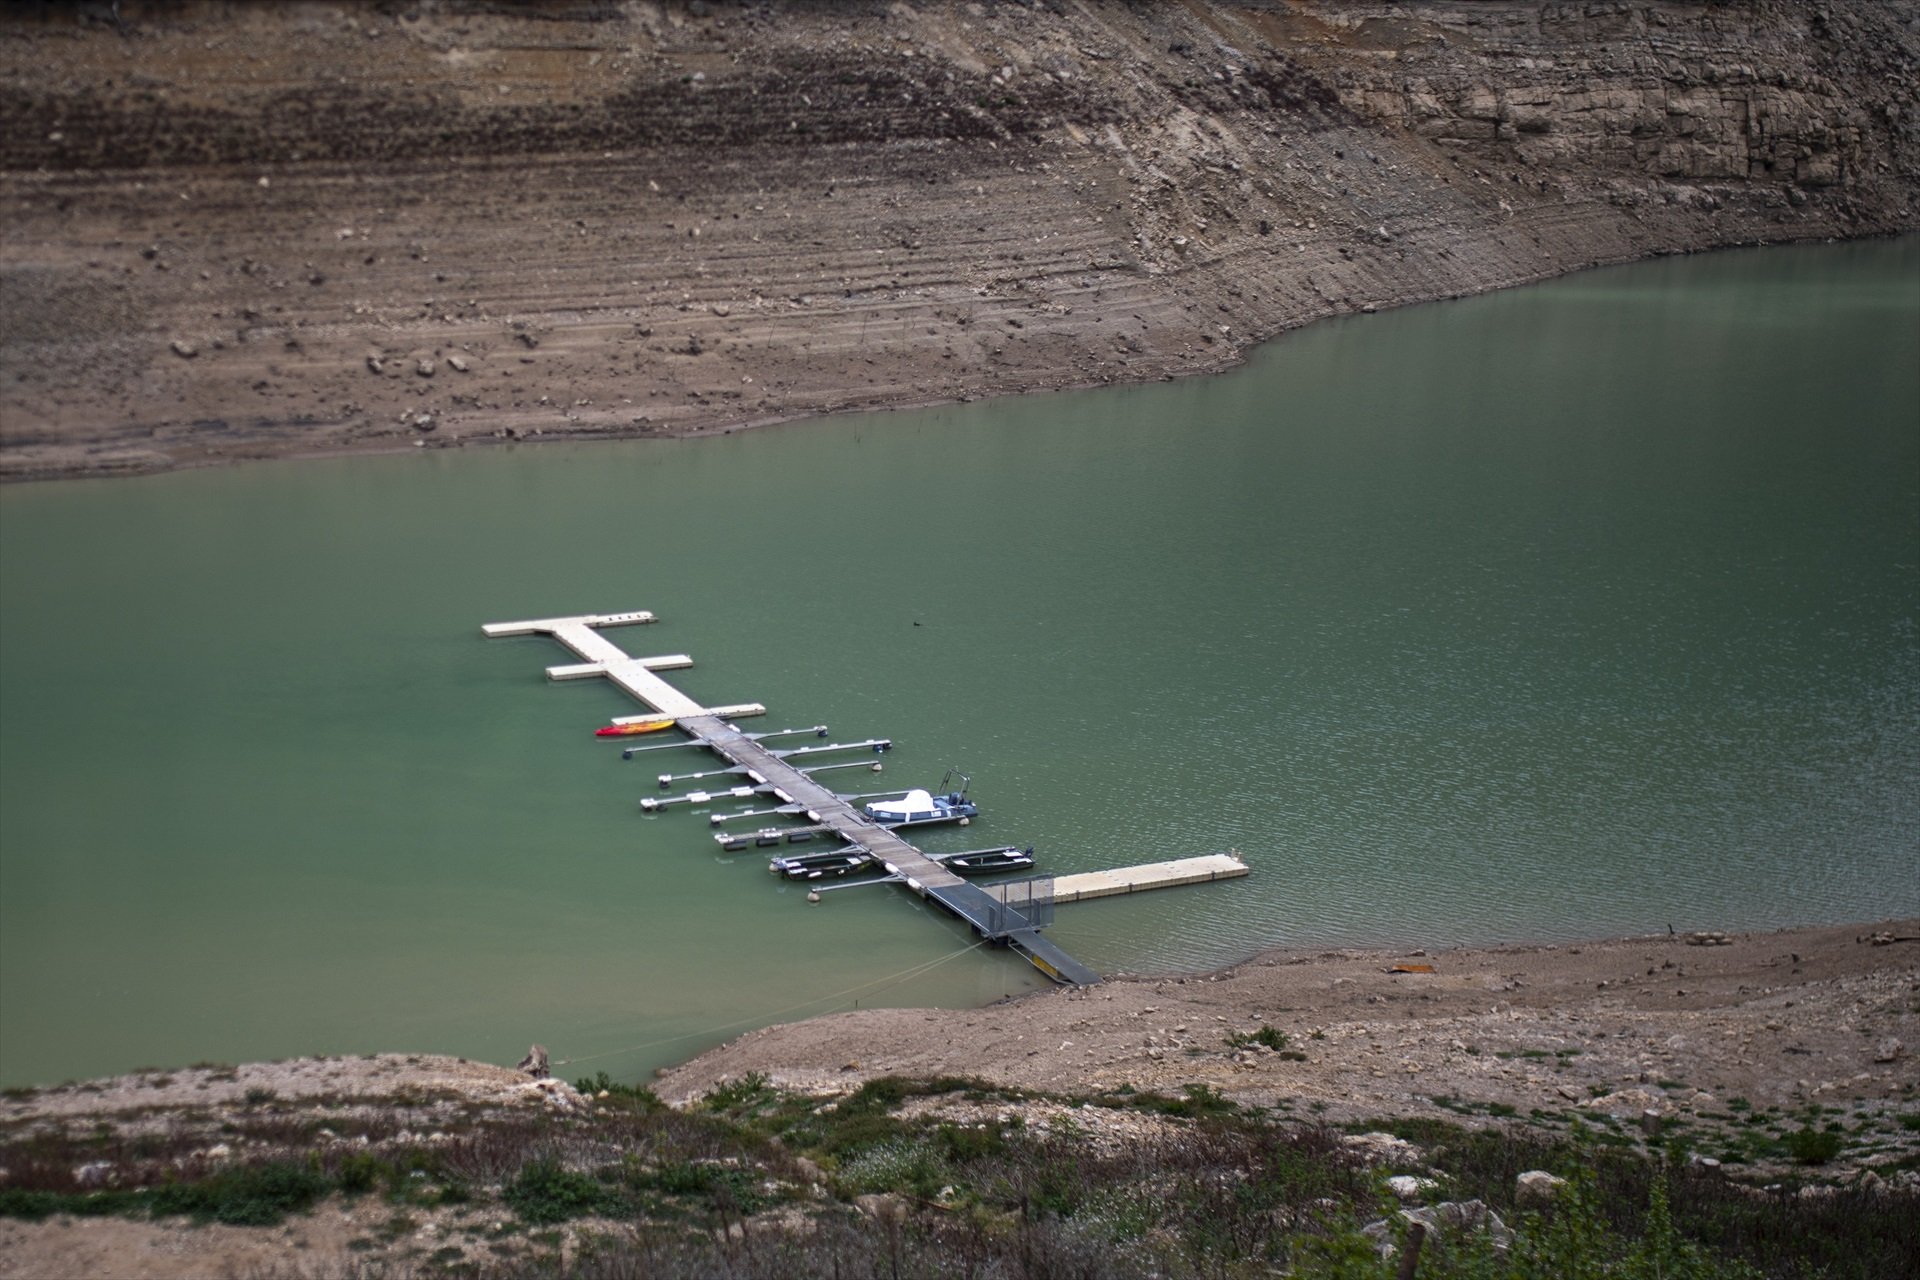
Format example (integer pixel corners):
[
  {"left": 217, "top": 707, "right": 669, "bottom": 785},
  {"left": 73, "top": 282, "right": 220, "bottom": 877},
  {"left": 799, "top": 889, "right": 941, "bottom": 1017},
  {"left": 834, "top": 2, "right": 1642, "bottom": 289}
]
[{"left": 1, "top": 923, "right": 1914, "bottom": 1277}]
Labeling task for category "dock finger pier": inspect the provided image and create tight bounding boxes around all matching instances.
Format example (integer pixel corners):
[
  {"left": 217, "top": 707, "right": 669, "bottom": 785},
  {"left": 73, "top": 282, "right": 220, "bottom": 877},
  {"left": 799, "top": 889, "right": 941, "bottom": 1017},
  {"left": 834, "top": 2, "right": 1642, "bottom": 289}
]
[{"left": 484, "top": 611, "right": 1247, "bottom": 985}]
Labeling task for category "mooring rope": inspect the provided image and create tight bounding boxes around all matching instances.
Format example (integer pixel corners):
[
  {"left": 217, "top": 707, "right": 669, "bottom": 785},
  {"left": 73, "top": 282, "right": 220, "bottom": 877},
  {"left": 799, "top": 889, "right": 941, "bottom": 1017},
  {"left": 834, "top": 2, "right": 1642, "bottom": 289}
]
[{"left": 551, "top": 938, "right": 990, "bottom": 1069}]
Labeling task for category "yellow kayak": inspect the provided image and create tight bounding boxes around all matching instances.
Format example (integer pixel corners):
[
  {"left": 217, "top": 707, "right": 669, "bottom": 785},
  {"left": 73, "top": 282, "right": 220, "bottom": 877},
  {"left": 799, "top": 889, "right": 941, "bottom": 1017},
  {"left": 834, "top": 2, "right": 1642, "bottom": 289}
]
[{"left": 595, "top": 718, "right": 676, "bottom": 738}]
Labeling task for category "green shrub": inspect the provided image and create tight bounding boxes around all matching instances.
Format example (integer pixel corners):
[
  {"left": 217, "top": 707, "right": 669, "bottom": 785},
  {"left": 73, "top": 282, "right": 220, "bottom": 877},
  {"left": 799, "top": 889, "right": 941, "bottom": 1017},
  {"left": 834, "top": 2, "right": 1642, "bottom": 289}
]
[
  {"left": 333, "top": 1151, "right": 391, "bottom": 1197},
  {"left": 1226, "top": 1025, "right": 1290, "bottom": 1052},
  {"left": 835, "top": 1137, "right": 948, "bottom": 1199},
  {"left": 0, "top": 1189, "right": 67, "bottom": 1221},
  {"left": 1785, "top": 1127, "right": 1844, "bottom": 1165},
  {"left": 702, "top": 1071, "right": 773, "bottom": 1116},
  {"left": 934, "top": 1121, "right": 1007, "bottom": 1163},
  {"left": 148, "top": 1161, "right": 331, "bottom": 1226},
  {"left": 503, "top": 1159, "right": 624, "bottom": 1224}
]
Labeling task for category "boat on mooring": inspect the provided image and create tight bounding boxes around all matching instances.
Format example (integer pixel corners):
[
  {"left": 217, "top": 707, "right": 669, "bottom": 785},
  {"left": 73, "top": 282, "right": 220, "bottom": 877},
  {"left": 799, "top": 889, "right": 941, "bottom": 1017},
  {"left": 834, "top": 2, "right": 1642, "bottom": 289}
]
[
  {"left": 937, "top": 845, "right": 1036, "bottom": 876},
  {"left": 769, "top": 849, "right": 878, "bottom": 880},
  {"left": 863, "top": 771, "right": 977, "bottom": 827},
  {"left": 596, "top": 717, "right": 677, "bottom": 737}
]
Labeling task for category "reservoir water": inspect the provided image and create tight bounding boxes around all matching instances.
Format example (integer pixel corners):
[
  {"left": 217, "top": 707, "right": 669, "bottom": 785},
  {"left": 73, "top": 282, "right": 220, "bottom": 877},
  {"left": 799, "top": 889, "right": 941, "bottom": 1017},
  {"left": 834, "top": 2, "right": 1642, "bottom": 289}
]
[{"left": 2, "top": 239, "right": 1915, "bottom": 1089}]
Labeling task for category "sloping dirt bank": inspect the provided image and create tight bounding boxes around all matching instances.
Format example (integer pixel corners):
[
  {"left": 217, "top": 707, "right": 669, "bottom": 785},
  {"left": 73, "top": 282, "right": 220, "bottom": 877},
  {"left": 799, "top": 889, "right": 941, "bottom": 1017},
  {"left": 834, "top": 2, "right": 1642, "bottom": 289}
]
[
  {"left": 3, "top": 0, "right": 1915, "bottom": 480},
  {"left": 655, "top": 919, "right": 1920, "bottom": 1132}
]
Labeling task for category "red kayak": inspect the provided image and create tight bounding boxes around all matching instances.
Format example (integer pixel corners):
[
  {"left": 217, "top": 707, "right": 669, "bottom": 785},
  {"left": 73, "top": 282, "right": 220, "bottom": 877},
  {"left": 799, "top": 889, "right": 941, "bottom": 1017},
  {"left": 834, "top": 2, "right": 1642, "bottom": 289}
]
[{"left": 595, "top": 718, "right": 676, "bottom": 738}]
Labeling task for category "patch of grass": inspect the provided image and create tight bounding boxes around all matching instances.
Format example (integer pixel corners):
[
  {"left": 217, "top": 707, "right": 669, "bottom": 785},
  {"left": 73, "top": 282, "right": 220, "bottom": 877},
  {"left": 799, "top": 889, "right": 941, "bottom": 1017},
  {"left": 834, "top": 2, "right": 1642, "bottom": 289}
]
[
  {"left": 572, "top": 1071, "right": 665, "bottom": 1113},
  {"left": 1126, "top": 1084, "right": 1239, "bottom": 1119},
  {"left": 700, "top": 1071, "right": 774, "bottom": 1117},
  {"left": 1224, "top": 1025, "right": 1289, "bottom": 1052}
]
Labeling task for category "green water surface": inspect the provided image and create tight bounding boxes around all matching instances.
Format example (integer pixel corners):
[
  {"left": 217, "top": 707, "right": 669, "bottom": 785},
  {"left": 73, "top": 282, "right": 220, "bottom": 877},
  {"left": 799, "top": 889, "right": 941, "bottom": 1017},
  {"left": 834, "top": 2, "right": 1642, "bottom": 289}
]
[{"left": 2, "top": 238, "right": 1915, "bottom": 1088}]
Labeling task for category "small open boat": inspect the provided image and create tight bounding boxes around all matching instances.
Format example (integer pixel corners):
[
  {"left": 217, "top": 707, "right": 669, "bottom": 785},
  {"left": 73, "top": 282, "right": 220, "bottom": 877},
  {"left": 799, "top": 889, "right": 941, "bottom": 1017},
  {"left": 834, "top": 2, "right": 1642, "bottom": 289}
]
[
  {"left": 596, "top": 718, "right": 676, "bottom": 738},
  {"left": 940, "top": 846, "right": 1035, "bottom": 876},
  {"left": 769, "top": 849, "right": 878, "bottom": 880}
]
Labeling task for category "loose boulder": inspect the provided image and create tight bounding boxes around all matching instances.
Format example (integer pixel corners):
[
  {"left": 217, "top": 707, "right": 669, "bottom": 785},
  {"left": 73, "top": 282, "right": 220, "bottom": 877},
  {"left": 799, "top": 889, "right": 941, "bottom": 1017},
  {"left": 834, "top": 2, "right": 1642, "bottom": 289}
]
[
  {"left": 1515, "top": 1169, "right": 1567, "bottom": 1206},
  {"left": 1385, "top": 1173, "right": 1441, "bottom": 1202},
  {"left": 1362, "top": 1199, "right": 1512, "bottom": 1260}
]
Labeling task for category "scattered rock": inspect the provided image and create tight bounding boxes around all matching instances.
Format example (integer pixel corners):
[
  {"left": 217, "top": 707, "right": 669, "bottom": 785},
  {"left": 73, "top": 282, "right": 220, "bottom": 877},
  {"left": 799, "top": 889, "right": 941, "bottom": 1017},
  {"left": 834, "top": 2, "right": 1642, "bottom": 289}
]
[
  {"left": 854, "top": 1192, "right": 908, "bottom": 1224},
  {"left": 516, "top": 1044, "right": 549, "bottom": 1078},
  {"left": 1583, "top": 1088, "right": 1672, "bottom": 1119},
  {"left": 1686, "top": 931, "right": 1733, "bottom": 946},
  {"left": 416, "top": 358, "right": 436, "bottom": 377},
  {"left": 170, "top": 339, "right": 198, "bottom": 358},
  {"left": 1364, "top": 1200, "right": 1512, "bottom": 1259},
  {"left": 1873, "top": 1038, "right": 1903, "bottom": 1064},
  {"left": 1342, "top": 1132, "right": 1424, "bottom": 1165},
  {"left": 1385, "top": 1174, "right": 1439, "bottom": 1202},
  {"left": 73, "top": 1161, "right": 114, "bottom": 1188},
  {"left": 1515, "top": 1170, "right": 1567, "bottom": 1206},
  {"left": 515, "top": 1077, "right": 582, "bottom": 1111},
  {"left": 366, "top": 356, "right": 385, "bottom": 374},
  {"left": 447, "top": 353, "right": 470, "bottom": 373}
]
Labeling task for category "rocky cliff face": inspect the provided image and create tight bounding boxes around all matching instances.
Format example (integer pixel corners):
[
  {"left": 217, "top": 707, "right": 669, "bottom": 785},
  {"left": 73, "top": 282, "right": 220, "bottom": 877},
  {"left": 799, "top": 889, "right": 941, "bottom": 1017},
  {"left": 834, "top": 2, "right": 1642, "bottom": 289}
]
[{"left": 1, "top": 0, "right": 1914, "bottom": 479}]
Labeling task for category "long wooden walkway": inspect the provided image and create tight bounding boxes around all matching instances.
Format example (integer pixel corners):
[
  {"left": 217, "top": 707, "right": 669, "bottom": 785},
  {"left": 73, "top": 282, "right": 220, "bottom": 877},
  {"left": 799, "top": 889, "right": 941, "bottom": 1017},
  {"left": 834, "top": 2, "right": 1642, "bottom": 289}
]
[{"left": 484, "top": 612, "right": 1098, "bottom": 984}]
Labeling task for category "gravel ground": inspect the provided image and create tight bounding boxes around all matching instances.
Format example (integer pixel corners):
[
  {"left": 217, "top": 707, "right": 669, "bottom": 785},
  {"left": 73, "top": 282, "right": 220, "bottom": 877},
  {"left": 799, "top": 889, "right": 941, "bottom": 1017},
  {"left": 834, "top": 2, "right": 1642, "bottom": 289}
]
[{"left": 657, "top": 919, "right": 1920, "bottom": 1140}]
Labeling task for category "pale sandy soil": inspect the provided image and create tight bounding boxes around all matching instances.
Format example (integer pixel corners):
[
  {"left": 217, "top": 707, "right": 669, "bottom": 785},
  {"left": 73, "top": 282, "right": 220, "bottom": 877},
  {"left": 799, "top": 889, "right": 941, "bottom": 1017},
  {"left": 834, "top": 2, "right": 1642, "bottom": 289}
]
[{"left": 657, "top": 919, "right": 1920, "bottom": 1128}]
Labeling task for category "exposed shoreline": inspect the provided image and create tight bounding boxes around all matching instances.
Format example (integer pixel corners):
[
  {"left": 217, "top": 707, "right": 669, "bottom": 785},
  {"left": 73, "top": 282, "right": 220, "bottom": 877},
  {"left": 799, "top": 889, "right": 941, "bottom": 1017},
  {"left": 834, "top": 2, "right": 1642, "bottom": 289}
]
[
  {"left": 5, "top": 917, "right": 1910, "bottom": 1117},
  {"left": 0, "top": 232, "right": 1889, "bottom": 488},
  {"left": 5, "top": 1, "right": 1916, "bottom": 483},
  {"left": 653, "top": 917, "right": 1920, "bottom": 1126}
]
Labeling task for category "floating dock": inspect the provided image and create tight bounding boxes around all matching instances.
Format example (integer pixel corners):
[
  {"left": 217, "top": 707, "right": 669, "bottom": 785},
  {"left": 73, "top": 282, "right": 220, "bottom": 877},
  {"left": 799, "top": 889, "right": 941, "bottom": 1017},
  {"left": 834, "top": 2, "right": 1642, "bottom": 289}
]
[
  {"left": 984, "top": 853, "right": 1248, "bottom": 905},
  {"left": 487, "top": 614, "right": 1251, "bottom": 990}
]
